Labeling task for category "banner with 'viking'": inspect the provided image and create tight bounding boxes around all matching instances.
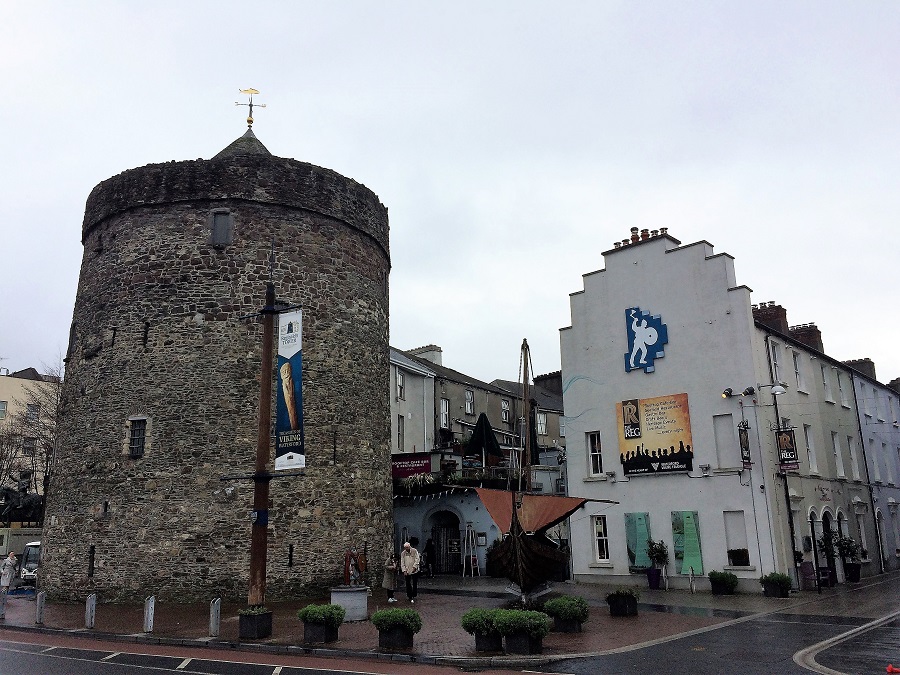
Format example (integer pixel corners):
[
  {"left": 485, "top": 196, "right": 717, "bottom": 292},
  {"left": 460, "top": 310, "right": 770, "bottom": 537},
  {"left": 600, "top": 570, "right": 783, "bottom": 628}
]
[{"left": 275, "top": 310, "right": 305, "bottom": 469}]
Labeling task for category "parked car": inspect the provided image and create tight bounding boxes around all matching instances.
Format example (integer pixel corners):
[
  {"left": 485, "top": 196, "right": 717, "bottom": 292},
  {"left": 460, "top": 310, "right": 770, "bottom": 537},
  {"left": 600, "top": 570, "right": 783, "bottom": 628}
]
[{"left": 20, "top": 541, "right": 39, "bottom": 585}]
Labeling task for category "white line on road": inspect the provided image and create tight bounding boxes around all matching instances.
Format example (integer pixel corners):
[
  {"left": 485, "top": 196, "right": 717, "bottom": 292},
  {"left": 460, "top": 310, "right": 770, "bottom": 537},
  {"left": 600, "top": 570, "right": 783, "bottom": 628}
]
[
  {"left": 176, "top": 657, "right": 192, "bottom": 670},
  {"left": 100, "top": 651, "right": 121, "bottom": 661},
  {"left": 793, "top": 608, "right": 900, "bottom": 675}
]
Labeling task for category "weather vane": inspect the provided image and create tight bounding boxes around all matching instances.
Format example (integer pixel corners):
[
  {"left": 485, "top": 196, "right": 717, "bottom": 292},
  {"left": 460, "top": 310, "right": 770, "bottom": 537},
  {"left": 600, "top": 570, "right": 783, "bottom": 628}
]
[{"left": 235, "top": 88, "right": 266, "bottom": 128}]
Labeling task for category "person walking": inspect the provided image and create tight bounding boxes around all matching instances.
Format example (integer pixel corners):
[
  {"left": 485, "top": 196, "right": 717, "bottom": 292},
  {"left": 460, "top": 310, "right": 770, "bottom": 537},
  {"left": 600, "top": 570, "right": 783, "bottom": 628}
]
[
  {"left": 383, "top": 549, "right": 398, "bottom": 603},
  {"left": 399, "top": 541, "right": 420, "bottom": 603},
  {"left": 0, "top": 552, "right": 17, "bottom": 595}
]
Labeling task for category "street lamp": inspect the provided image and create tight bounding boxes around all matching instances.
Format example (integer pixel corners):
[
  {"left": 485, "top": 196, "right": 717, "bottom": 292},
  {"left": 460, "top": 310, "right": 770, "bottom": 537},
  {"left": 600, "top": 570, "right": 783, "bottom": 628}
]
[{"left": 758, "top": 381, "right": 800, "bottom": 588}]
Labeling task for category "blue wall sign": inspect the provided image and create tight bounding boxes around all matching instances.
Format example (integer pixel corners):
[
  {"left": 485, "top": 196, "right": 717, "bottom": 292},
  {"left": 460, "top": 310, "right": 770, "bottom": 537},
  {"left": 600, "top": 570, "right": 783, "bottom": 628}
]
[{"left": 624, "top": 307, "right": 668, "bottom": 373}]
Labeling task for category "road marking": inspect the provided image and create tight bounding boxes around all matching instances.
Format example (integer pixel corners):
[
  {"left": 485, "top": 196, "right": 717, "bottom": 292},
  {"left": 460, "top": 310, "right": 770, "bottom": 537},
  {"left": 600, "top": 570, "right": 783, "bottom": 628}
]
[
  {"left": 176, "top": 657, "right": 192, "bottom": 670},
  {"left": 100, "top": 651, "right": 121, "bottom": 661},
  {"left": 273, "top": 667, "right": 283, "bottom": 674},
  {"left": 793, "top": 608, "right": 900, "bottom": 675}
]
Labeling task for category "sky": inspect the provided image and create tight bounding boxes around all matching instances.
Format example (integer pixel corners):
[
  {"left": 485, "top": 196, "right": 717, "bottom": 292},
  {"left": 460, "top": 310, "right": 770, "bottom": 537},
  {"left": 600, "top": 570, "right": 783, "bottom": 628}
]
[{"left": 2, "top": 2, "right": 899, "bottom": 385}]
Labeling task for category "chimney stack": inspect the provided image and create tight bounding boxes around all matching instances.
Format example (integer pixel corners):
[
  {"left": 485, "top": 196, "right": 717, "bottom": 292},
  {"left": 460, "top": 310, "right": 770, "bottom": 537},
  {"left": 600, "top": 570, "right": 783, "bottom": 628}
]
[
  {"left": 843, "top": 358, "right": 876, "bottom": 381},
  {"left": 407, "top": 344, "right": 443, "bottom": 366},
  {"left": 789, "top": 323, "right": 824, "bottom": 353},
  {"left": 752, "top": 301, "right": 789, "bottom": 335}
]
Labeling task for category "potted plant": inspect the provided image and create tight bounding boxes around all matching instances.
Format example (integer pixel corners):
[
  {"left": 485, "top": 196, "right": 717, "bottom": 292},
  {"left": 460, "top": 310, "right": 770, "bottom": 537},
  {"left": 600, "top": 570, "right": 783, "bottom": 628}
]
[
  {"left": 606, "top": 589, "right": 639, "bottom": 617},
  {"left": 238, "top": 605, "right": 272, "bottom": 639},
  {"left": 493, "top": 609, "right": 551, "bottom": 655},
  {"left": 708, "top": 570, "right": 739, "bottom": 595},
  {"left": 759, "top": 572, "right": 792, "bottom": 598},
  {"left": 370, "top": 608, "right": 422, "bottom": 650},
  {"left": 834, "top": 536, "right": 863, "bottom": 582},
  {"left": 461, "top": 608, "right": 502, "bottom": 652},
  {"left": 646, "top": 539, "right": 669, "bottom": 590},
  {"left": 727, "top": 548, "right": 750, "bottom": 567},
  {"left": 542, "top": 595, "right": 589, "bottom": 633},
  {"left": 297, "top": 603, "right": 345, "bottom": 644}
]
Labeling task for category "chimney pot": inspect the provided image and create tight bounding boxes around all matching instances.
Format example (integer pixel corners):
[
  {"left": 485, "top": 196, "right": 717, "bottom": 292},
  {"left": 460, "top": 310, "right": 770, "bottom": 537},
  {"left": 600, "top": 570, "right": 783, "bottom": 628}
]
[{"left": 640, "top": 228, "right": 650, "bottom": 240}]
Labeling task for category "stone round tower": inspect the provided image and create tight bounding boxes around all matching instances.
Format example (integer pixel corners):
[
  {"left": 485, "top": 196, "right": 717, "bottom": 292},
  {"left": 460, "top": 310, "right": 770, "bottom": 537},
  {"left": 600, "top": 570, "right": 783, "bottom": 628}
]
[{"left": 42, "top": 129, "right": 392, "bottom": 602}]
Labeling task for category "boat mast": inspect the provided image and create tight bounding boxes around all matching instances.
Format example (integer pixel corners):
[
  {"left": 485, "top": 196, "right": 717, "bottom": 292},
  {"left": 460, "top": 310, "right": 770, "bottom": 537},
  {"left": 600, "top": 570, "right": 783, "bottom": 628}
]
[{"left": 520, "top": 338, "right": 532, "bottom": 493}]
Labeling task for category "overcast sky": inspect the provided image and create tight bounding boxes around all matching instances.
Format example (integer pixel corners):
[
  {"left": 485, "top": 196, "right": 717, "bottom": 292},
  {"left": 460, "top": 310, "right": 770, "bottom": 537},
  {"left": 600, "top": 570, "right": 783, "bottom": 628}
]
[{"left": 2, "top": 2, "right": 899, "bottom": 386}]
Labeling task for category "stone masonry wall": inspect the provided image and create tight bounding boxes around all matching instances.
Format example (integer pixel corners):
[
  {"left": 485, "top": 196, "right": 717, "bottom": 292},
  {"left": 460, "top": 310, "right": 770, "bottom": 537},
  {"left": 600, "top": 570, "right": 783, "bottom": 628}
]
[{"left": 42, "top": 152, "right": 392, "bottom": 602}]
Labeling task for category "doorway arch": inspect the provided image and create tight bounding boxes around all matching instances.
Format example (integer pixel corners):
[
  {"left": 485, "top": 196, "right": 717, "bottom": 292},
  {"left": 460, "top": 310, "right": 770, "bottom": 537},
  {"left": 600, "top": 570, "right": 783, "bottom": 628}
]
[{"left": 425, "top": 509, "right": 462, "bottom": 574}]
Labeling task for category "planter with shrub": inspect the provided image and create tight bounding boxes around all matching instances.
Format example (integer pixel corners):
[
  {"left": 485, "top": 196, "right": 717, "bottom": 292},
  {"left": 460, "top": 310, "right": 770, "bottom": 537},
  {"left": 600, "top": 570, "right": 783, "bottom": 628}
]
[
  {"left": 708, "top": 570, "right": 739, "bottom": 595},
  {"left": 238, "top": 605, "right": 272, "bottom": 640},
  {"left": 542, "top": 595, "right": 589, "bottom": 633},
  {"left": 760, "top": 572, "right": 792, "bottom": 598},
  {"left": 606, "top": 589, "right": 639, "bottom": 617},
  {"left": 461, "top": 608, "right": 502, "bottom": 652},
  {"left": 297, "top": 603, "right": 345, "bottom": 644},
  {"left": 646, "top": 539, "right": 669, "bottom": 590},
  {"left": 371, "top": 608, "right": 422, "bottom": 650},
  {"left": 493, "top": 609, "right": 551, "bottom": 655}
]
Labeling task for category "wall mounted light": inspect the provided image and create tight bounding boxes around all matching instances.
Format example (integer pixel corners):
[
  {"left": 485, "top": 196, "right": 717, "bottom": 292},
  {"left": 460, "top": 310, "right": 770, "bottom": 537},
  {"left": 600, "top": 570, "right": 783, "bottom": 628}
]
[
  {"left": 722, "top": 388, "right": 734, "bottom": 398},
  {"left": 605, "top": 471, "right": 617, "bottom": 483},
  {"left": 699, "top": 464, "right": 711, "bottom": 476},
  {"left": 741, "top": 386, "right": 755, "bottom": 396}
]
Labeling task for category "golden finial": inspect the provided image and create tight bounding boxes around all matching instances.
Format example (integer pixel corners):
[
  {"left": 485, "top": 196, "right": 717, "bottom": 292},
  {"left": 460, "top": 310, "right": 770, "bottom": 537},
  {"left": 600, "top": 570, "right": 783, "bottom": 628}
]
[{"left": 235, "top": 88, "right": 266, "bottom": 128}]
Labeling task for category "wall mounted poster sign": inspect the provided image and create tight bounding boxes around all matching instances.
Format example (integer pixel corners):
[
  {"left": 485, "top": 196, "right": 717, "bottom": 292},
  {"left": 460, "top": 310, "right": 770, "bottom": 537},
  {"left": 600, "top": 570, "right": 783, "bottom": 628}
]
[
  {"left": 624, "top": 307, "right": 668, "bottom": 373},
  {"left": 776, "top": 429, "right": 799, "bottom": 471},
  {"left": 275, "top": 310, "right": 305, "bottom": 470},
  {"left": 672, "top": 511, "right": 703, "bottom": 575},
  {"left": 617, "top": 393, "right": 693, "bottom": 475}
]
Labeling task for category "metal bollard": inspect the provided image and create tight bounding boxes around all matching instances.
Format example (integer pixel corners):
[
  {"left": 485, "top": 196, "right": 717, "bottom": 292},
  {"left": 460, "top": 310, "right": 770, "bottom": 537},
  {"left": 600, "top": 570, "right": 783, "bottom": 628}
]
[
  {"left": 35, "top": 591, "right": 46, "bottom": 625},
  {"left": 85, "top": 593, "right": 96, "bottom": 629},
  {"left": 143, "top": 595, "right": 155, "bottom": 633},
  {"left": 209, "top": 597, "right": 221, "bottom": 637},
  {"left": 0, "top": 591, "right": 7, "bottom": 620}
]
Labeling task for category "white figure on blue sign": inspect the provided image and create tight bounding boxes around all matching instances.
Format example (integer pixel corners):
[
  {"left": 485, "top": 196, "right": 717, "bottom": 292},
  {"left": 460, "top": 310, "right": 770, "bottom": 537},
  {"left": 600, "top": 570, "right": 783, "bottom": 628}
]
[{"left": 624, "top": 307, "right": 668, "bottom": 373}]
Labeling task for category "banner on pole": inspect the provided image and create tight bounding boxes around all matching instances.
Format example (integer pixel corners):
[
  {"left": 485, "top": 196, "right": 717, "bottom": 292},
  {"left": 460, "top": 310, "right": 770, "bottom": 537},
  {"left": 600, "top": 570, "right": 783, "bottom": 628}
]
[{"left": 275, "top": 310, "right": 305, "bottom": 470}]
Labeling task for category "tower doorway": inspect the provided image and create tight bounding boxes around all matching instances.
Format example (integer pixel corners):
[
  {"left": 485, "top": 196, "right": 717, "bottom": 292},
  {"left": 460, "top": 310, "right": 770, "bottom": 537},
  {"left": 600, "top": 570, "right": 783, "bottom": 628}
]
[{"left": 427, "top": 510, "right": 461, "bottom": 574}]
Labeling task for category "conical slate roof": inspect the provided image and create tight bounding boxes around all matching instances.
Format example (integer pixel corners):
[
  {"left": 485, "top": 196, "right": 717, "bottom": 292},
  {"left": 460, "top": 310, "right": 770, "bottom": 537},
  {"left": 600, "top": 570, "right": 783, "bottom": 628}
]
[{"left": 212, "top": 128, "right": 272, "bottom": 160}]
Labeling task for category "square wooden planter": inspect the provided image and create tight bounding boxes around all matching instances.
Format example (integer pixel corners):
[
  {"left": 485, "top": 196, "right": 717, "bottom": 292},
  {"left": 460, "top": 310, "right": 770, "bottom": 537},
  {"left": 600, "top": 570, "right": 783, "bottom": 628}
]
[
  {"left": 474, "top": 631, "right": 503, "bottom": 652},
  {"left": 552, "top": 617, "right": 583, "bottom": 633},
  {"left": 378, "top": 626, "right": 414, "bottom": 650},
  {"left": 504, "top": 632, "right": 543, "bottom": 655},
  {"left": 303, "top": 622, "right": 339, "bottom": 644},
  {"left": 607, "top": 595, "right": 638, "bottom": 617},
  {"left": 239, "top": 611, "right": 273, "bottom": 639}
]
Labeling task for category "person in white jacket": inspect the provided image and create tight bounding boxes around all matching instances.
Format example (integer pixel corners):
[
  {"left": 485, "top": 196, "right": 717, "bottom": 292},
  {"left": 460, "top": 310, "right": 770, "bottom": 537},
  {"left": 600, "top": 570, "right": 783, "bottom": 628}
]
[
  {"left": 399, "top": 541, "right": 420, "bottom": 603},
  {"left": 0, "top": 552, "right": 17, "bottom": 595}
]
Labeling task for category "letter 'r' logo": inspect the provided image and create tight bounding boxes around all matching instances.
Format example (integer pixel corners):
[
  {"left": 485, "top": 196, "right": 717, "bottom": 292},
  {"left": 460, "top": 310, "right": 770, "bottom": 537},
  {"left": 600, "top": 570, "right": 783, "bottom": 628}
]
[{"left": 624, "top": 307, "right": 668, "bottom": 374}]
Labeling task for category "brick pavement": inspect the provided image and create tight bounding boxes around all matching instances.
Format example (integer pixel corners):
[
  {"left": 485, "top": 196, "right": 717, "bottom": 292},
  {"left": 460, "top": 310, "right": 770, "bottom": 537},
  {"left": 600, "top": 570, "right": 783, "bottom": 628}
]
[{"left": 0, "top": 575, "right": 843, "bottom": 663}]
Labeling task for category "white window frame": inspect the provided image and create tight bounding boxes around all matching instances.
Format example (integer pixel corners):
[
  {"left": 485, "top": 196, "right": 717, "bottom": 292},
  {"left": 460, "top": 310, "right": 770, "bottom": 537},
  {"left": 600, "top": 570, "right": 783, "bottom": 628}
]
[
  {"left": 587, "top": 431, "right": 602, "bottom": 476},
  {"left": 792, "top": 351, "right": 804, "bottom": 391},
  {"left": 885, "top": 443, "right": 895, "bottom": 485},
  {"left": 862, "top": 384, "right": 871, "bottom": 417},
  {"left": 837, "top": 372, "right": 849, "bottom": 407},
  {"left": 501, "top": 399, "right": 510, "bottom": 422},
  {"left": 855, "top": 513, "right": 869, "bottom": 558},
  {"left": 870, "top": 438, "right": 881, "bottom": 482},
  {"left": 803, "top": 424, "right": 818, "bottom": 474},
  {"left": 397, "top": 414, "right": 405, "bottom": 451},
  {"left": 440, "top": 398, "right": 450, "bottom": 429},
  {"left": 536, "top": 412, "right": 547, "bottom": 436},
  {"left": 396, "top": 369, "right": 405, "bottom": 400},
  {"left": 847, "top": 435, "right": 860, "bottom": 481},
  {"left": 26, "top": 403, "right": 40, "bottom": 422},
  {"left": 0, "top": 401, "right": 7, "bottom": 420},
  {"left": 770, "top": 342, "right": 782, "bottom": 383},
  {"left": 832, "top": 432, "right": 845, "bottom": 478},
  {"left": 821, "top": 365, "right": 833, "bottom": 402},
  {"left": 560, "top": 418, "right": 566, "bottom": 437},
  {"left": 592, "top": 514, "right": 610, "bottom": 562},
  {"left": 464, "top": 390, "right": 474, "bottom": 415}
]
